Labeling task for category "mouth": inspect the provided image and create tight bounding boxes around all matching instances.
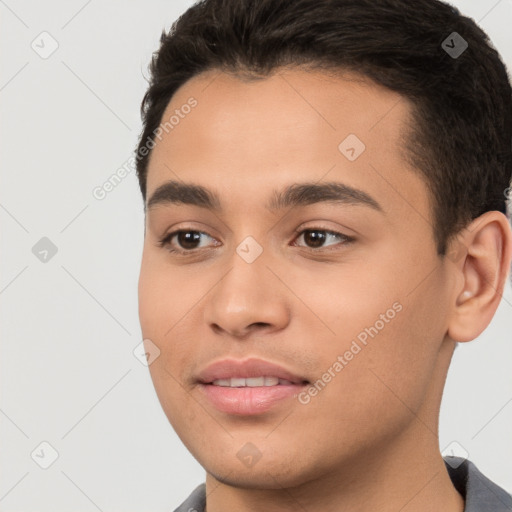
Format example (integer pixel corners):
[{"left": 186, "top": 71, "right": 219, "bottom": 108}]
[
  {"left": 209, "top": 376, "right": 308, "bottom": 387},
  {"left": 196, "top": 358, "right": 310, "bottom": 415}
]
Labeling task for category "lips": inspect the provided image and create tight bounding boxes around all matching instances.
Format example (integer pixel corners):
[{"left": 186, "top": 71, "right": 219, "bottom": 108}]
[
  {"left": 196, "top": 357, "right": 309, "bottom": 385},
  {"left": 212, "top": 376, "right": 294, "bottom": 387},
  {"left": 196, "top": 357, "right": 309, "bottom": 415}
]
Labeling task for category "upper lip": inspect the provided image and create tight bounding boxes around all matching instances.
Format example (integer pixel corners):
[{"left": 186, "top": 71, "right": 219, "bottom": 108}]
[{"left": 196, "top": 357, "right": 309, "bottom": 385}]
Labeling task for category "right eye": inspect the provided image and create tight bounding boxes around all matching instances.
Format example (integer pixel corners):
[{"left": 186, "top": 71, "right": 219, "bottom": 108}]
[{"left": 157, "top": 229, "right": 220, "bottom": 254}]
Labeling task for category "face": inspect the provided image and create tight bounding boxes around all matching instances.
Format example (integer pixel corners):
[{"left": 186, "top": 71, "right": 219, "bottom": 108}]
[{"left": 138, "top": 68, "right": 457, "bottom": 488}]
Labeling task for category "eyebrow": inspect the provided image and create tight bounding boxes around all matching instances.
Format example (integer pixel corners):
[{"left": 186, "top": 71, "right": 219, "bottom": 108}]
[{"left": 146, "top": 179, "right": 383, "bottom": 213}]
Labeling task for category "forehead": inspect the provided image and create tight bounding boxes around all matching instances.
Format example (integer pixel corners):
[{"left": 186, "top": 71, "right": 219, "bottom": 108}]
[{"left": 145, "top": 67, "right": 429, "bottom": 221}]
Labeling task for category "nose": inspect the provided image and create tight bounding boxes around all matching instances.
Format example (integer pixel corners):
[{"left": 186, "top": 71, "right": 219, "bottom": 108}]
[{"left": 203, "top": 249, "right": 291, "bottom": 339}]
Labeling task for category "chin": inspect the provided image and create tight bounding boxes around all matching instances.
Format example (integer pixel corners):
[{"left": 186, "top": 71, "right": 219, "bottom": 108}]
[
  {"left": 199, "top": 447, "right": 325, "bottom": 491},
  {"left": 207, "top": 466, "right": 309, "bottom": 490}
]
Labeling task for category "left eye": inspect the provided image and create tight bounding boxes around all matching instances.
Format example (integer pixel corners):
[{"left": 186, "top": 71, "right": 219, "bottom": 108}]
[
  {"left": 158, "top": 228, "right": 353, "bottom": 254},
  {"left": 292, "top": 229, "right": 353, "bottom": 250}
]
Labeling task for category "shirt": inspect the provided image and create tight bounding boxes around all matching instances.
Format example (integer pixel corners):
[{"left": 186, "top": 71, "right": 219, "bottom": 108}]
[{"left": 173, "top": 456, "right": 512, "bottom": 511}]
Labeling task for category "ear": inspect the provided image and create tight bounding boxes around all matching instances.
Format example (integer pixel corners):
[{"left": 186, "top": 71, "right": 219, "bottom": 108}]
[{"left": 446, "top": 211, "right": 512, "bottom": 343}]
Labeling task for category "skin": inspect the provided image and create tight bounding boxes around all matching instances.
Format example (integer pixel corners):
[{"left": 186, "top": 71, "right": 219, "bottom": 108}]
[{"left": 138, "top": 67, "right": 512, "bottom": 512}]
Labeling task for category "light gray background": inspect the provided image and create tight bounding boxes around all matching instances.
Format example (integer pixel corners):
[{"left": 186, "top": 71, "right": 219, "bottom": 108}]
[{"left": 1, "top": 1, "right": 511, "bottom": 510}]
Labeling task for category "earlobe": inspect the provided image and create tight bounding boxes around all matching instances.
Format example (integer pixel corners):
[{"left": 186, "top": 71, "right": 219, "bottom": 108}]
[{"left": 447, "top": 211, "right": 512, "bottom": 343}]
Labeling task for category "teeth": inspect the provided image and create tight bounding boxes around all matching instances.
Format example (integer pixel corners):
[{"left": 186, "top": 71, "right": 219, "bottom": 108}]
[
  {"left": 213, "top": 379, "right": 231, "bottom": 386},
  {"left": 246, "top": 377, "right": 265, "bottom": 386},
  {"left": 264, "top": 376, "right": 279, "bottom": 386},
  {"left": 211, "top": 377, "right": 294, "bottom": 387}
]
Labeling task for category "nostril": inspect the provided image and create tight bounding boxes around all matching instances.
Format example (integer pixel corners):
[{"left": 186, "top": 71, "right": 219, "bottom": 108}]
[{"left": 250, "top": 322, "right": 270, "bottom": 328}]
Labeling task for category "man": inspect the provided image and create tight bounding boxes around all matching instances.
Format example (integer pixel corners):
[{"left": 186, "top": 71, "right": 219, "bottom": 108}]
[{"left": 134, "top": 0, "right": 512, "bottom": 510}]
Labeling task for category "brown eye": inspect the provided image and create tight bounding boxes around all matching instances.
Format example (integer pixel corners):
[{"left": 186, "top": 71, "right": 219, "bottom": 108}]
[
  {"left": 158, "top": 230, "right": 217, "bottom": 254},
  {"left": 293, "top": 228, "right": 354, "bottom": 251},
  {"left": 302, "top": 230, "right": 328, "bottom": 248},
  {"left": 176, "top": 231, "right": 202, "bottom": 250}
]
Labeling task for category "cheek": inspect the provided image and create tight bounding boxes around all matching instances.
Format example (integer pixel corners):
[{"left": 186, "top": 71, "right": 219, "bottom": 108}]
[
  {"left": 138, "top": 249, "right": 160, "bottom": 334},
  {"left": 293, "top": 258, "right": 444, "bottom": 419},
  {"left": 284, "top": 256, "right": 403, "bottom": 350},
  {"left": 292, "top": 307, "right": 435, "bottom": 466},
  {"left": 138, "top": 249, "right": 196, "bottom": 338},
  {"left": 137, "top": 253, "right": 191, "bottom": 398},
  {"left": 337, "top": 280, "right": 447, "bottom": 424}
]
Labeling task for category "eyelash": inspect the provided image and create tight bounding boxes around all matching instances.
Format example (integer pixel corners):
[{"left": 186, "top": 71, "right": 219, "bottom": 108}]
[{"left": 157, "top": 226, "right": 355, "bottom": 255}]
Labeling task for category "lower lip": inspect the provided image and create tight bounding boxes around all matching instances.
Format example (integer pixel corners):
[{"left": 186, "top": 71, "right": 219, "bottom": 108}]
[{"left": 198, "top": 383, "right": 306, "bottom": 415}]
